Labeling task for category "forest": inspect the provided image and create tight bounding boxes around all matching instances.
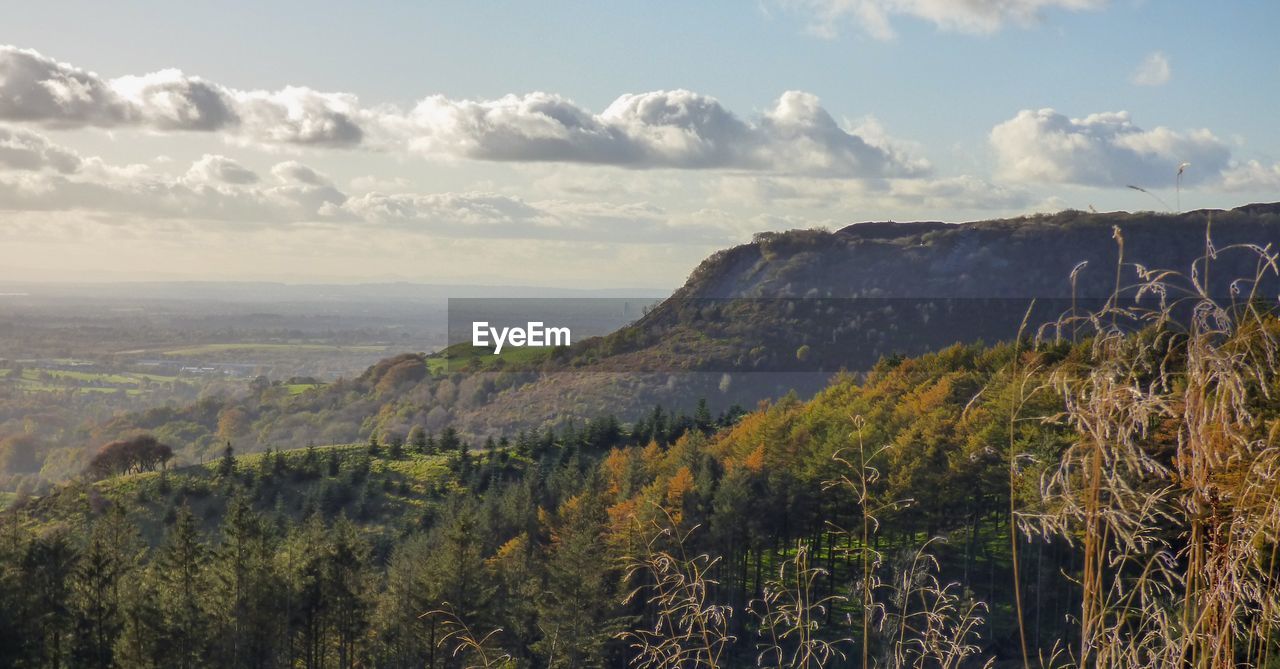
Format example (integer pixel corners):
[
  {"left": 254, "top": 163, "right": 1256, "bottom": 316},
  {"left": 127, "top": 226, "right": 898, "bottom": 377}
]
[{"left": 5, "top": 232, "right": 1280, "bottom": 668}]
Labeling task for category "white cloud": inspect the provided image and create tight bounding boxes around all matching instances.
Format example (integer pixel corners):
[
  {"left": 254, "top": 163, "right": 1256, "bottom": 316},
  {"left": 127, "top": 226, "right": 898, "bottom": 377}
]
[
  {"left": 1131, "top": 51, "right": 1171, "bottom": 87},
  {"left": 402, "top": 89, "right": 926, "bottom": 176},
  {"left": 110, "top": 69, "right": 239, "bottom": 131},
  {"left": 990, "top": 109, "right": 1230, "bottom": 187},
  {"left": 232, "top": 87, "right": 364, "bottom": 147},
  {"left": 777, "top": 0, "right": 1108, "bottom": 40},
  {"left": 271, "top": 160, "right": 331, "bottom": 186},
  {"left": 0, "top": 46, "right": 129, "bottom": 126},
  {"left": 0, "top": 46, "right": 924, "bottom": 177},
  {"left": 1219, "top": 160, "right": 1280, "bottom": 192},
  {"left": 0, "top": 125, "right": 82, "bottom": 173},
  {"left": 185, "top": 154, "right": 259, "bottom": 185},
  {"left": 0, "top": 46, "right": 361, "bottom": 147}
]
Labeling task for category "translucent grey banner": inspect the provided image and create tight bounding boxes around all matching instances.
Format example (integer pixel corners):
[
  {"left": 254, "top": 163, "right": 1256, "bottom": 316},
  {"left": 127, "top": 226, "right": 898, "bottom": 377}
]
[{"left": 441, "top": 296, "right": 1245, "bottom": 375}]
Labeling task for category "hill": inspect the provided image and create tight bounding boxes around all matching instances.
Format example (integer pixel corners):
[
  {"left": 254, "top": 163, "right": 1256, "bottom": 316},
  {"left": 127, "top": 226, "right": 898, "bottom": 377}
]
[{"left": 44, "top": 203, "right": 1280, "bottom": 472}]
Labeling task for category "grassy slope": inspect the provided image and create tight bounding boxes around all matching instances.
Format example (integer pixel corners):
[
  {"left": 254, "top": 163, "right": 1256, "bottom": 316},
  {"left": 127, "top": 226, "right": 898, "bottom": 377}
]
[{"left": 13, "top": 443, "right": 473, "bottom": 544}]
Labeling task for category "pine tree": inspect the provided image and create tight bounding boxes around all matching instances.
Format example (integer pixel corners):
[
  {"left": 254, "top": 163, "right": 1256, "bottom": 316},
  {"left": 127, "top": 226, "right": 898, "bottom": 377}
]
[
  {"left": 212, "top": 496, "right": 285, "bottom": 668},
  {"left": 72, "top": 505, "right": 141, "bottom": 668},
  {"left": 0, "top": 520, "right": 29, "bottom": 667},
  {"left": 649, "top": 405, "right": 668, "bottom": 445},
  {"left": 439, "top": 427, "right": 462, "bottom": 455},
  {"left": 372, "top": 534, "right": 438, "bottom": 668},
  {"left": 153, "top": 504, "right": 210, "bottom": 669},
  {"left": 326, "top": 449, "right": 341, "bottom": 477},
  {"left": 114, "top": 564, "right": 164, "bottom": 669},
  {"left": 218, "top": 441, "right": 236, "bottom": 479},
  {"left": 327, "top": 516, "right": 372, "bottom": 668},
  {"left": 694, "top": 398, "right": 713, "bottom": 433},
  {"left": 514, "top": 430, "right": 534, "bottom": 458},
  {"left": 534, "top": 490, "right": 627, "bottom": 667},
  {"left": 302, "top": 442, "right": 319, "bottom": 475},
  {"left": 280, "top": 514, "right": 330, "bottom": 669},
  {"left": 423, "top": 497, "right": 493, "bottom": 624},
  {"left": 408, "top": 426, "right": 428, "bottom": 454},
  {"left": 22, "top": 528, "right": 78, "bottom": 666},
  {"left": 272, "top": 447, "right": 287, "bottom": 476}
]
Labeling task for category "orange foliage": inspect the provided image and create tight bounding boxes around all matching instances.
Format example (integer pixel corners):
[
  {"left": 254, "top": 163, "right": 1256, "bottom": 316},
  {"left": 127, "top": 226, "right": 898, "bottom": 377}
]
[
  {"left": 485, "top": 533, "right": 529, "bottom": 569},
  {"left": 743, "top": 443, "right": 767, "bottom": 473},
  {"left": 602, "top": 448, "right": 631, "bottom": 496},
  {"left": 665, "top": 466, "right": 695, "bottom": 524},
  {"left": 605, "top": 498, "right": 645, "bottom": 551}
]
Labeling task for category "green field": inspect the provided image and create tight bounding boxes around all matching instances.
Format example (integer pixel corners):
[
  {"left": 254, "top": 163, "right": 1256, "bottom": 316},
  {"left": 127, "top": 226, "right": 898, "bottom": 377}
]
[
  {"left": 41, "top": 369, "right": 140, "bottom": 384},
  {"left": 162, "top": 342, "right": 389, "bottom": 356},
  {"left": 2, "top": 367, "right": 180, "bottom": 395},
  {"left": 285, "top": 383, "right": 325, "bottom": 394},
  {"left": 427, "top": 342, "right": 557, "bottom": 374}
]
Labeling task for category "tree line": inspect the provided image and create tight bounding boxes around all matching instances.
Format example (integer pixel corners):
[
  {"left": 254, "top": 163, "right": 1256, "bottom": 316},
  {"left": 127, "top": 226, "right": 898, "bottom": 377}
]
[{"left": 4, "top": 314, "right": 1280, "bottom": 667}]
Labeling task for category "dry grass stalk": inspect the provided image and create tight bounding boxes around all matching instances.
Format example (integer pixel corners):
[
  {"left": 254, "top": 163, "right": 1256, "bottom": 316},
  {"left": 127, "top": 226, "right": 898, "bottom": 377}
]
[
  {"left": 618, "top": 509, "right": 736, "bottom": 669},
  {"left": 1026, "top": 225, "right": 1280, "bottom": 668},
  {"left": 750, "top": 541, "right": 850, "bottom": 668},
  {"left": 422, "top": 603, "right": 516, "bottom": 669}
]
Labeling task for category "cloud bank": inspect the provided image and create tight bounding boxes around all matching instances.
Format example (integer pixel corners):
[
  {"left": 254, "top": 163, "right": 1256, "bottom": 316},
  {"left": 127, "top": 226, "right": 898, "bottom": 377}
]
[
  {"left": 0, "top": 126, "right": 749, "bottom": 244},
  {"left": 0, "top": 47, "right": 363, "bottom": 147},
  {"left": 0, "top": 46, "right": 924, "bottom": 177}
]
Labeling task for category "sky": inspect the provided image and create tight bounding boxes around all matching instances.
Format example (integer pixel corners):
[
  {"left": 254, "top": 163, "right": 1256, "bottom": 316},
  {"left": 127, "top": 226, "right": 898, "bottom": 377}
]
[{"left": 1, "top": 1, "right": 1277, "bottom": 288}]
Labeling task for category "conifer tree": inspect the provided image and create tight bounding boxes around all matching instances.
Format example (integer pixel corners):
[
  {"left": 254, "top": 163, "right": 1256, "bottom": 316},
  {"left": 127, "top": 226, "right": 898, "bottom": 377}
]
[
  {"left": 408, "top": 426, "right": 428, "bottom": 454},
  {"left": 534, "top": 489, "right": 627, "bottom": 666},
  {"left": 22, "top": 528, "right": 78, "bottom": 666},
  {"left": 212, "top": 496, "right": 285, "bottom": 668},
  {"left": 439, "top": 427, "right": 462, "bottom": 455},
  {"left": 327, "top": 449, "right": 341, "bottom": 477},
  {"left": 281, "top": 515, "right": 330, "bottom": 669},
  {"left": 217, "top": 441, "right": 236, "bottom": 479},
  {"left": 72, "top": 505, "right": 141, "bottom": 668},
  {"left": 153, "top": 504, "right": 210, "bottom": 669},
  {"left": 694, "top": 398, "right": 713, "bottom": 433},
  {"left": 327, "top": 516, "right": 372, "bottom": 668}
]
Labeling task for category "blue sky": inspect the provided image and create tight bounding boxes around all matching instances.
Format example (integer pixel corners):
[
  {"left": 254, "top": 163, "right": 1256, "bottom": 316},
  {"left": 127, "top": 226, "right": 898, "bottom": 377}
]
[{"left": 1, "top": 1, "right": 1277, "bottom": 286}]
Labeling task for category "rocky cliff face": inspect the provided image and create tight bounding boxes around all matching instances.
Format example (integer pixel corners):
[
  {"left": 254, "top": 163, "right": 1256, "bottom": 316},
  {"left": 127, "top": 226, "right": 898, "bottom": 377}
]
[{"left": 672, "top": 204, "right": 1280, "bottom": 301}]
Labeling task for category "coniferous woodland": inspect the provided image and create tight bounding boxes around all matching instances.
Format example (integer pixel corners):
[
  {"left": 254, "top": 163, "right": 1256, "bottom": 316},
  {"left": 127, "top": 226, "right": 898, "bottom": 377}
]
[{"left": 4, "top": 237, "right": 1280, "bottom": 668}]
